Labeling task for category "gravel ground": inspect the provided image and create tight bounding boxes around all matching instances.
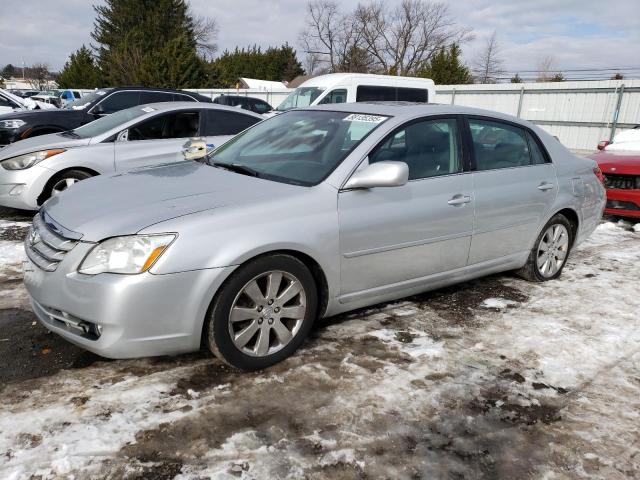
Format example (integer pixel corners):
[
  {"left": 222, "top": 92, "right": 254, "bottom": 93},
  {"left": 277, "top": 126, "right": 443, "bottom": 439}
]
[{"left": 0, "top": 207, "right": 638, "bottom": 480}]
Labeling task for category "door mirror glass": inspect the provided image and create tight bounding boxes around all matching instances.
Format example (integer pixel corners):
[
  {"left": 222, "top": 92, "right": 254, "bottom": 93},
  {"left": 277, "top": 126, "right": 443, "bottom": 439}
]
[
  {"left": 182, "top": 137, "right": 213, "bottom": 160},
  {"left": 116, "top": 129, "right": 129, "bottom": 142},
  {"left": 344, "top": 161, "right": 409, "bottom": 189},
  {"left": 92, "top": 103, "right": 105, "bottom": 116}
]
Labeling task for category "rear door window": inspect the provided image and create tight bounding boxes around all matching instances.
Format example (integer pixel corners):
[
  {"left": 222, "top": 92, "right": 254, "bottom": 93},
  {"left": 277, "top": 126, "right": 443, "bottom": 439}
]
[
  {"left": 203, "top": 110, "right": 260, "bottom": 136},
  {"left": 140, "top": 91, "right": 175, "bottom": 104},
  {"left": 356, "top": 86, "right": 397, "bottom": 102},
  {"left": 468, "top": 119, "right": 532, "bottom": 170},
  {"left": 397, "top": 87, "right": 428, "bottom": 102},
  {"left": 128, "top": 111, "right": 200, "bottom": 140}
]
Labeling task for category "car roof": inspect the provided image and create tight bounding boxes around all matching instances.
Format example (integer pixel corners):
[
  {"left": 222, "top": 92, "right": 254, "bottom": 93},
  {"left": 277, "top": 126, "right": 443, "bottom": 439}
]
[
  {"left": 138, "top": 101, "right": 263, "bottom": 118},
  {"left": 304, "top": 101, "right": 528, "bottom": 124}
]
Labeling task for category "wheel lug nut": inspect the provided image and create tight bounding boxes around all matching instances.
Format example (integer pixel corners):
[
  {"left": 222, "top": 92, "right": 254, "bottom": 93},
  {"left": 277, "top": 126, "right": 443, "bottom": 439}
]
[
  {"left": 274, "top": 307, "right": 280, "bottom": 313},
  {"left": 258, "top": 318, "right": 263, "bottom": 324},
  {"left": 268, "top": 299, "right": 274, "bottom": 305},
  {"left": 257, "top": 306, "right": 263, "bottom": 312},
  {"left": 268, "top": 318, "right": 274, "bottom": 325}
]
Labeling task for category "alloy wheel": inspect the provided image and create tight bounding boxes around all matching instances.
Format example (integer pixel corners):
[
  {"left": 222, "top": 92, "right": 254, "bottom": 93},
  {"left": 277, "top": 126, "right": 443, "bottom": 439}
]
[
  {"left": 536, "top": 224, "right": 569, "bottom": 277},
  {"left": 51, "top": 178, "right": 78, "bottom": 195},
  {"left": 228, "top": 270, "right": 307, "bottom": 357}
]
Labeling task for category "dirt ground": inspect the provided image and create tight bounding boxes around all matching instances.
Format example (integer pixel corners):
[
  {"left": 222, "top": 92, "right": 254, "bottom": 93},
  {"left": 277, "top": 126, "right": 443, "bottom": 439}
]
[{"left": 0, "top": 207, "right": 638, "bottom": 480}]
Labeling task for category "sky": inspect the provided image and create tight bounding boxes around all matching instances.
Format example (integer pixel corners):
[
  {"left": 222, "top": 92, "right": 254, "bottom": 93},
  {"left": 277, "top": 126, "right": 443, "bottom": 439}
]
[{"left": 0, "top": 0, "right": 638, "bottom": 80}]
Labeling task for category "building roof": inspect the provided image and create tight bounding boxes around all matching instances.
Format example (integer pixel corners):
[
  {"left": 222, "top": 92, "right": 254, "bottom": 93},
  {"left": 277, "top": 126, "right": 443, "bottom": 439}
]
[{"left": 239, "top": 78, "right": 288, "bottom": 90}]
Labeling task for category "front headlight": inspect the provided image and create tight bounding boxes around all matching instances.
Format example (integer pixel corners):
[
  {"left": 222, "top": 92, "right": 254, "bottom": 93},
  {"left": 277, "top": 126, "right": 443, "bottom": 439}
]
[
  {"left": 1, "top": 149, "right": 66, "bottom": 170},
  {"left": 78, "top": 234, "right": 176, "bottom": 275},
  {"left": 0, "top": 119, "right": 26, "bottom": 129}
]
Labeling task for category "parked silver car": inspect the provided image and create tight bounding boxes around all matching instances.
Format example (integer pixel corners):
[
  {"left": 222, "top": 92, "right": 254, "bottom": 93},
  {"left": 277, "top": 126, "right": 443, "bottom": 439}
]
[
  {"left": 23, "top": 103, "right": 606, "bottom": 370},
  {"left": 0, "top": 103, "right": 262, "bottom": 210}
]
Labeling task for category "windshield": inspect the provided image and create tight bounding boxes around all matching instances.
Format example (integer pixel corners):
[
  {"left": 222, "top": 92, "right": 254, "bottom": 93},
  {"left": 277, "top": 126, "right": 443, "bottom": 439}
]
[
  {"left": 65, "top": 90, "right": 110, "bottom": 110},
  {"left": 208, "top": 110, "right": 389, "bottom": 186},
  {"left": 68, "top": 106, "right": 150, "bottom": 139},
  {"left": 276, "top": 87, "right": 325, "bottom": 112}
]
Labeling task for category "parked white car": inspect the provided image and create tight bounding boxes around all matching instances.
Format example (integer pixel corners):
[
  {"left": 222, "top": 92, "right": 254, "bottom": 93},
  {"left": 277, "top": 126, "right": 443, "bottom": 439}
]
[
  {"left": 0, "top": 102, "right": 262, "bottom": 209},
  {"left": 0, "top": 89, "right": 56, "bottom": 115},
  {"left": 272, "top": 73, "right": 436, "bottom": 115}
]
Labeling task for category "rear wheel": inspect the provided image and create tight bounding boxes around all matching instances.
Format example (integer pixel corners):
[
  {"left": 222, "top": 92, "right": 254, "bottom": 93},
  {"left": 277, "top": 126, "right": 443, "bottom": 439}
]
[
  {"left": 40, "top": 169, "right": 94, "bottom": 204},
  {"left": 517, "top": 214, "right": 573, "bottom": 282},
  {"left": 205, "top": 254, "right": 318, "bottom": 370}
]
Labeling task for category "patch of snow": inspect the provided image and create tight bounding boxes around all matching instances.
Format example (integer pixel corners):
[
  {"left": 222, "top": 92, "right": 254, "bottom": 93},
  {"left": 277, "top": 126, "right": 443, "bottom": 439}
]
[{"left": 480, "top": 298, "right": 518, "bottom": 310}]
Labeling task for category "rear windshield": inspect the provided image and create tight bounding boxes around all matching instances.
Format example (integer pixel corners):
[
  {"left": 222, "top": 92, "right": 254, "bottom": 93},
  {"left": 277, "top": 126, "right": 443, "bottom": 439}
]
[
  {"left": 65, "top": 90, "right": 111, "bottom": 110},
  {"left": 208, "top": 110, "right": 389, "bottom": 186}
]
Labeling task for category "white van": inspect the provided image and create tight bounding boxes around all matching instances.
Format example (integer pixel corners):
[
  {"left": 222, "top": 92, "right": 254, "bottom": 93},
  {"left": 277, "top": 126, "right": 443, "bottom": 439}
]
[{"left": 274, "top": 73, "right": 436, "bottom": 113}]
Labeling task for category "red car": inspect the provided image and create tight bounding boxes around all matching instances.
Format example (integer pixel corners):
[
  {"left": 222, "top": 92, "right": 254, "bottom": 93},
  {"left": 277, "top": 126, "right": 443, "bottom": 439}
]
[{"left": 589, "top": 150, "right": 640, "bottom": 219}]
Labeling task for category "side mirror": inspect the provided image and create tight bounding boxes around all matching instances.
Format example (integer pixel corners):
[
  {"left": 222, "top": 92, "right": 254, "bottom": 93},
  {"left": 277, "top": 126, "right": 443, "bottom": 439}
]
[
  {"left": 597, "top": 140, "right": 611, "bottom": 151},
  {"left": 116, "top": 129, "right": 129, "bottom": 142},
  {"left": 182, "top": 138, "right": 211, "bottom": 160},
  {"left": 343, "top": 161, "right": 409, "bottom": 190},
  {"left": 92, "top": 104, "right": 105, "bottom": 116}
]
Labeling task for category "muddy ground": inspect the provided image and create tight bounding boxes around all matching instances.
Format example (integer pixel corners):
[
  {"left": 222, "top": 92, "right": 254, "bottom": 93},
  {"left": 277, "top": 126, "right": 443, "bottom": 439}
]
[{"left": 0, "top": 207, "right": 638, "bottom": 480}]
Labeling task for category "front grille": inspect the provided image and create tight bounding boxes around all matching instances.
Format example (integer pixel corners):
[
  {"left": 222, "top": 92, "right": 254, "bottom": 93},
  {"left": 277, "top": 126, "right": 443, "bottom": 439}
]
[
  {"left": 25, "top": 213, "right": 78, "bottom": 271},
  {"left": 606, "top": 199, "right": 640, "bottom": 211},
  {"left": 603, "top": 173, "right": 640, "bottom": 190}
]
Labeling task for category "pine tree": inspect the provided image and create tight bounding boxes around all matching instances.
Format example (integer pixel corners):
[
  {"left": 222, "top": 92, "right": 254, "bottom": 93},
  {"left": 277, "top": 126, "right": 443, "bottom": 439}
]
[
  {"left": 1, "top": 64, "right": 17, "bottom": 78},
  {"left": 419, "top": 44, "right": 471, "bottom": 85},
  {"left": 57, "top": 46, "right": 102, "bottom": 88},
  {"left": 510, "top": 73, "right": 523, "bottom": 83},
  {"left": 209, "top": 45, "right": 304, "bottom": 88},
  {"left": 91, "top": 0, "right": 207, "bottom": 88}
]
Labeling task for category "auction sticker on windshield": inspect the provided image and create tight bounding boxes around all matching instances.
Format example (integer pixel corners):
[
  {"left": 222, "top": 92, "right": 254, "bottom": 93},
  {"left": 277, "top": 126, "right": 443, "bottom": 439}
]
[{"left": 344, "top": 114, "right": 388, "bottom": 123}]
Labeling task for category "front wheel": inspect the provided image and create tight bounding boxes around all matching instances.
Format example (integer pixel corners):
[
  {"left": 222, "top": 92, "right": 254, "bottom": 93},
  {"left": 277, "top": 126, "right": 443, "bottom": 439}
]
[
  {"left": 517, "top": 214, "right": 573, "bottom": 282},
  {"left": 205, "top": 254, "right": 318, "bottom": 371},
  {"left": 39, "top": 169, "right": 94, "bottom": 205}
]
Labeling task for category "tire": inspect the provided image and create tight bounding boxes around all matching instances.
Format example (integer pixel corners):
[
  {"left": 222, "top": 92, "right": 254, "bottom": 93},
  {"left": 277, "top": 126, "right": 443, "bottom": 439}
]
[
  {"left": 40, "top": 169, "right": 94, "bottom": 204},
  {"left": 205, "top": 254, "right": 318, "bottom": 371},
  {"left": 517, "top": 214, "right": 573, "bottom": 282}
]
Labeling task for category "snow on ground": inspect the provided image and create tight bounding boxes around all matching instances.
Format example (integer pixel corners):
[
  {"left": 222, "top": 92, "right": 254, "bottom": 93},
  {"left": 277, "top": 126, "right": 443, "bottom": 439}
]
[{"left": 0, "top": 221, "right": 639, "bottom": 479}]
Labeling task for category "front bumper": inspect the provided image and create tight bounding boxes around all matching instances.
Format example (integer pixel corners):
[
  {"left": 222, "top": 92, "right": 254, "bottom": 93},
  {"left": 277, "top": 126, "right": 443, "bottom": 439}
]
[
  {"left": 605, "top": 189, "right": 640, "bottom": 219},
  {"left": 23, "top": 240, "right": 236, "bottom": 358},
  {"left": 0, "top": 165, "right": 54, "bottom": 210},
  {"left": 0, "top": 128, "right": 23, "bottom": 146}
]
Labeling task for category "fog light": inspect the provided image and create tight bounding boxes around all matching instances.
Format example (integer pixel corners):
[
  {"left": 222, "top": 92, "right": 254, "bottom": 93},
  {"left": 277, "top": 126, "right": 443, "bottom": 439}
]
[{"left": 9, "top": 184, "right": 26, "bottom": 196}]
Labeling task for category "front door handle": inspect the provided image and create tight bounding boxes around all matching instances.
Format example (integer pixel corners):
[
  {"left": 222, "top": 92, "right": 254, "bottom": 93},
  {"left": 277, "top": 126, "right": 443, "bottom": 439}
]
[
  {"left": 537, "top": 182, "right": 555, "bottom": 191},
  {"left": 448, "top": 194, "right": 471, "bottom": 206}
]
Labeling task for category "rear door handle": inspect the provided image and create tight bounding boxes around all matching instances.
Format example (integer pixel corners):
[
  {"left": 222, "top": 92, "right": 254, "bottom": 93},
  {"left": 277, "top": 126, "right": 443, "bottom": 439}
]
[
  {"left": 448, "top": 194, "right": 471, "bottom": 206},
  {"left": 538, "top": 182, "right": 555, "bottom": 191}
]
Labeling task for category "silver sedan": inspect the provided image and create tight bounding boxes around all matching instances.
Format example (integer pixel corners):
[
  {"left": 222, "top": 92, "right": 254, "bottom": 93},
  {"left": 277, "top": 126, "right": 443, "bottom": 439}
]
[
  {"left": 23, "top": 103, "right": 606, "bottom": 370},
  {"left": 0, "top": 102, "right": 262, "bottom": 210}
]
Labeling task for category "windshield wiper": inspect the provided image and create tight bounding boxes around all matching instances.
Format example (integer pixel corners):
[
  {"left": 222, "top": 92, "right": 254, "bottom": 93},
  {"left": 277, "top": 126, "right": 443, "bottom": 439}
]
[{"left": 211, "top": 161, "right": 260, "bottom": 178}]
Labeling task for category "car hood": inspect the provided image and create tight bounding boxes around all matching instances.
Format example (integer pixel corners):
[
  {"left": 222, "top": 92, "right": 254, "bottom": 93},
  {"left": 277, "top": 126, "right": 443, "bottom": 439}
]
[
  {"left": 0, "top": 133, "right": 90, "bottom": 160},
  {"left": 0, "top": 109, "right": 82, "bottom": 122},
  {"left": 589, "top": 151, "right": 640, "bottom": 175},
  {"left": 43, "top": 161, "right": 305, "bottom": 241}
]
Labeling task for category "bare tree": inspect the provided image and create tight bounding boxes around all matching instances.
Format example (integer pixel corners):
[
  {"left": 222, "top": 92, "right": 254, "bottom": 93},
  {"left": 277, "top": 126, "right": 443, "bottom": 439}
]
[
  {"left": 353, "top": 0, "right": 471, "bottom": 75},
  {"left": 536, "top": 55, "right": 556, "bottom": 82},
  {"left": 192, "top": 15, "right": 219, "bottom": 60},
  {"left": 27, "top": 63, "right": 51, "bottom": 90},
  {"left": 299, "top": 1, "right": 366, "bottom": 73},
  {"left": 473, "top": 31, "right": 504, "bottom": 83}
]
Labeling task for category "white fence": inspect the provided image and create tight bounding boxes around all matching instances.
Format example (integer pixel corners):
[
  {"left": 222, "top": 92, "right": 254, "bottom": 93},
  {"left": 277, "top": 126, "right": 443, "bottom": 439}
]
[
  {"left": 190, "top": 80, "right": 640, "bottom": 152},
  {"left": 436, "top": 80, "right": 640, "bottom": 152}
]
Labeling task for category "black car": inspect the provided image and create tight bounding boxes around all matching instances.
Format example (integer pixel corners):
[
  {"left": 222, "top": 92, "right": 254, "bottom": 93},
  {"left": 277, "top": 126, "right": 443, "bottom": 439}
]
[
  {"left": 0, "top": 87, "right": 212, "bottom": 146},
  {"left": 213, "top": 95, "right": 272, "bottom": 115}
]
